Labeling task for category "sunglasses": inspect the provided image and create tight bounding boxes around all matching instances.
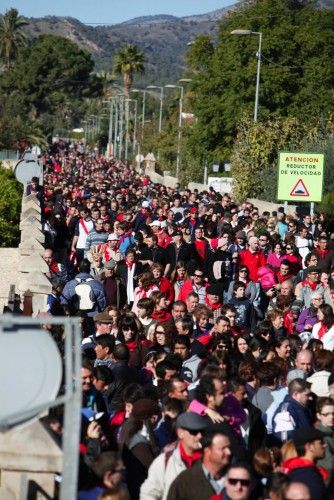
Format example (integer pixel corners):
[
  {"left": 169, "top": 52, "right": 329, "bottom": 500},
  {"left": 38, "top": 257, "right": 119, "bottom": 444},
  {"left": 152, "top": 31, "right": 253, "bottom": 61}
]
[
  {"left": 186, "top": 428, "right": 203, "bottom": 436},
  {"left": 194, "top": 274, "right": 203, "bottom": 278},
  {"left": 156, "top": 330, "right": 165, "bottom": 334},
  {"left": 286, "top": 246, "right": 292, "bottom": 250},
  {"left": 217, "top": 344, "right": 228, "bottom": 350},
  {"left": 228, "top": 478, "right": 251, "bottom": 487}
]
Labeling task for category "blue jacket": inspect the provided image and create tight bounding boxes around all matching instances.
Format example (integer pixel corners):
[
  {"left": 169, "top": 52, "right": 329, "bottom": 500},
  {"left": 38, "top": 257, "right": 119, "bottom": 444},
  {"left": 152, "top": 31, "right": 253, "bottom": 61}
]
[
  {"left": 118, "top": 233, "right": 135, "bottom": 256},
  {"left": 61, "top": 272, "right": 106, "bottom": 316},
  {"left": 273, "top": 394, "right": 312, "bottom": 442}
]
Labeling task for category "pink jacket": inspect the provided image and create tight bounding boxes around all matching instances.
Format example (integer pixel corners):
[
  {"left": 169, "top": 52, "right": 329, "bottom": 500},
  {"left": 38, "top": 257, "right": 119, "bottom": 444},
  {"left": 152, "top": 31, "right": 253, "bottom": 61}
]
[{"left": 257, "top": 266, "right": 277, "bottom": 291}]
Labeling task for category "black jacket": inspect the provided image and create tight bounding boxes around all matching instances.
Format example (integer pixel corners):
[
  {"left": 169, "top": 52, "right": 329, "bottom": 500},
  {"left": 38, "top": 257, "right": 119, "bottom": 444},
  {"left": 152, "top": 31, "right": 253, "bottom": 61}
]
[
  {"left": 165, "top": 242, "right": 192, "bottom": 273},
  {"left": 105, "top": 361, "right": 140, "bottom": 412}
]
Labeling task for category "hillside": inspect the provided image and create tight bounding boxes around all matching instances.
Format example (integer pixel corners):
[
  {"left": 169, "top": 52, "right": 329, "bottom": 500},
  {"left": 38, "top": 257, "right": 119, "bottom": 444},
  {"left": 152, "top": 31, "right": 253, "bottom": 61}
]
[
  {"left": 21, "top": 0, "right": 333, "bottom": 86},
  {"left": 23, "top": 6, "right": 235, "bottom": 85}
]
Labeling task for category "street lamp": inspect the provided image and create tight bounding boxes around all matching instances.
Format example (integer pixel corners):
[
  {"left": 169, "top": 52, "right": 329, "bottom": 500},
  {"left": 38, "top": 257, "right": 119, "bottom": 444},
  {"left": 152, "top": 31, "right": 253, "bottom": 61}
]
[
  {"left": 231, "top": 29, "right": 263, "bottom": 122},
  {"left": 125, "top": 98, "right": 138, "bottom": 160},
  {"left": 131, "top": 89, "right": 146, "bottom": 140},
  {"left": 82, "top": 120, "right": 88, "bottom": 145},
  {"left": 164, "top": 84, "right": 184, "bottom": 180},
  {"left": 146, "top": 85, "right": 164, "bottom": 133}
]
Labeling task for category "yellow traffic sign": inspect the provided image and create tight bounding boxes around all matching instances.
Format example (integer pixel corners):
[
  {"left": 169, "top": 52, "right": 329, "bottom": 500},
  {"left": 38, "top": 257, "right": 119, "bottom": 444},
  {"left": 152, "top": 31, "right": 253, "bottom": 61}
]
[{"left": 277, "top": 151, "right": 324, "bottom": 202}]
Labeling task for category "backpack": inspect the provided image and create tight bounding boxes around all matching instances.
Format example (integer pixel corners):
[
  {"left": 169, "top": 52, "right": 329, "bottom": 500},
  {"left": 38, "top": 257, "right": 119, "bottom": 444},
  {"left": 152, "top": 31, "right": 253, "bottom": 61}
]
[
  {"left": 74, "top": 277, "right": 96, "bottom": 310},
  {"left": 273, "top": 402, "right": 296, "bottom": 442}
]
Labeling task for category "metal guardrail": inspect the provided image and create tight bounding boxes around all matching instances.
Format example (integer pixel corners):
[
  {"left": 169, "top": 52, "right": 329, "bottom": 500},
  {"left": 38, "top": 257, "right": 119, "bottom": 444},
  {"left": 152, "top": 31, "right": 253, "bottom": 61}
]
[
  {"left": 0, "top": 315, "right": 82, "bottom": 500},
  {"left": 0, "top": 150, "right": 19, "bottom": 160}
]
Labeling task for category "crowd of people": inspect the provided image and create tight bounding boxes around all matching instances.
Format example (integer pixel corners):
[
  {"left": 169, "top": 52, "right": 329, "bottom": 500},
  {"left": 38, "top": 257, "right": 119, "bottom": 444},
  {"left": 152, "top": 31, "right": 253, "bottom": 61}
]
[{"left": 33, "top": 140, "right": 334, "bottom": 500}]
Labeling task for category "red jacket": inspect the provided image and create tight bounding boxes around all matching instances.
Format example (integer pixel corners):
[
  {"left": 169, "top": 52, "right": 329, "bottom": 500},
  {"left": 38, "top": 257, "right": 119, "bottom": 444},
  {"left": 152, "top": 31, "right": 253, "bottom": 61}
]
[
  {"left": 178, "top": 279, "right": 195, "bottom": 303},
  {"left": 159, "top": 276, "right": 175, "bottom": 304},
  {"left": 240, "top": 249, "right": 266, "bottom": 282},
  {"left": 282, "top": 456, "right": 329, "bottom": 481}
]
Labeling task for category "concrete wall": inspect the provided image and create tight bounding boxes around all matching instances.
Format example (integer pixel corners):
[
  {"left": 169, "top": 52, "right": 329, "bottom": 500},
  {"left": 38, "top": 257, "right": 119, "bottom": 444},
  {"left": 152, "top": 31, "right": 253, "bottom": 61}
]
[
  {"left": 0, "top": 420, "right": 62, "bottom": 499},
  {"left": 0, "top": 248, "right": 19, "bottom": 312},
  {"left": 144, "top": 165, "right": 233, "bottom": 194},
  {"left": 144, "top": 166, "right": 297, "bottom": 214},
  {"left": 247, "top": 198, "right": 297, "bottom": 215}
]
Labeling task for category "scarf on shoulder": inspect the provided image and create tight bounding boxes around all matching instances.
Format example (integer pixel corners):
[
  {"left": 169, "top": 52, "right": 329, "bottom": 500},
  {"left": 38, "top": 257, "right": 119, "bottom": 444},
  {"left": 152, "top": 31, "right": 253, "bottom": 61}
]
[{"left": 317, "top": 322, "right": 329, "bottom": 340}]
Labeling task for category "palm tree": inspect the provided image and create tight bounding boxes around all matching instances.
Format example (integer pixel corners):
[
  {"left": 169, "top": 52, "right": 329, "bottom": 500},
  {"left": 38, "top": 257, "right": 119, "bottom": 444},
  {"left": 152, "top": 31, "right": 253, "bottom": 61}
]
[
  {"left": 113, "top": 44, "right": 145, "bottom": 97},
  {"left": 0, "top": 8, "right": 27, "bottom": 69}
]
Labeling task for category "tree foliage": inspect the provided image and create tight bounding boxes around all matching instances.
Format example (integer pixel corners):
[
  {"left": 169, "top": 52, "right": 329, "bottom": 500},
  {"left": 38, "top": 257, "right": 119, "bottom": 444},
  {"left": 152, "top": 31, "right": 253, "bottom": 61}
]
[
  {"left": 0, "top": 166, "right": 22, "bottom": 247},
  {"left": 185, "top": 0, "right": 334, "bottom": 164},
  {"left": 0, "top": 34, "right": 101, "bottom": 145},
  {"left": 0, "top": 8, "right": 27, "bottom": 69},
  {"left": 231, "top": 115, "right": 334, "bottom": 202},
  {"left": 113, "top": 44, "right": 145, "bottom": 97}
]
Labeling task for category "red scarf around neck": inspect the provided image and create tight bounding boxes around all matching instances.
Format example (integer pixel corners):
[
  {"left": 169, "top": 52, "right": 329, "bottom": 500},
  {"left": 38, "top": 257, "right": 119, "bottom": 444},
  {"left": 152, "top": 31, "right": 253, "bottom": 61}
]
[
  {"left": 205, "top": 297, "right": 223, "bottom": 310},
  {"left": 179, "top": 441, "right": 202, "bottom": 468},
  {"left": 125, "top": 258, "right": 134, "bottom": 269},
  {"left": 302, "top": 279, "right": 318, "bottom": 291}
]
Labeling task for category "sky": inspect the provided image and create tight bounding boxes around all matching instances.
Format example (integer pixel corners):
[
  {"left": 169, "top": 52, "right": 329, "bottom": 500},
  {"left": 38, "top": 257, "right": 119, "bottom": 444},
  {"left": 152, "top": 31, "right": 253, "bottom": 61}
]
[{"left": 1, "top": 0, "right": 235, "bottom": 25}]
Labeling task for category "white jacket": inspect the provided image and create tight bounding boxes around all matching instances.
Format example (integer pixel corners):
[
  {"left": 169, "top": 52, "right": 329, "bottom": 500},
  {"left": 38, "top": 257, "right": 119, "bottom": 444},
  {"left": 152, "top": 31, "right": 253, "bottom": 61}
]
[
  {"left": 312, "top": 322, "right": 334, "bottom": 351},
  {"left": 140, "top": 444, "right": 186, "bottom": 500},
  {"left": 307, "top": 370, "right": 331, "bottom": 397}
]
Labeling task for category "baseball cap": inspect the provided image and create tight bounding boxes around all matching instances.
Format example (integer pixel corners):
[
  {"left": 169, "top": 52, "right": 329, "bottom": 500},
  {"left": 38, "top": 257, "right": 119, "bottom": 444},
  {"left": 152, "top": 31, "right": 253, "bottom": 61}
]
[
  {"left": 107, "top": 233, "right": 119, "bottom": 241},
  {"left": 142, "top": 201, "right": 150, "bottom": 208},
  {"left": 189, "top": 207, "right": 198, "bottom": 214},
  {"left": 176, "top": 412, "right": 207, "bottom": 431},
  {"left": 293, "top": 428, "right": 326, "bottom": 446},
  {"left": 150, "top": 220, "right": 161, "bottom": 227}
]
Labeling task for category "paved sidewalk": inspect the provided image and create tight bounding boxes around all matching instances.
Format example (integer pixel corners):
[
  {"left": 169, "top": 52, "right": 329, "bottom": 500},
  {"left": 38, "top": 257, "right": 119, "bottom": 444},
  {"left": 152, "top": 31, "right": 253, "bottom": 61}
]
[{"left": 0, "top": 248, "right": 19, "bottom": 312}]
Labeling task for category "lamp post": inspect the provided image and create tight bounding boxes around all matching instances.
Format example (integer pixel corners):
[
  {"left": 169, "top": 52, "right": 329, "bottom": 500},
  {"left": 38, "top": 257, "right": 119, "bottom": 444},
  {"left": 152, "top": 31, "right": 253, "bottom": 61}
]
[
  {"left": 146, "top": 85, "right": 164, "bottom": 133},
  {"left": 82, "top": 120, "right": 88, "bottom": 145},
  {"left": 131, "top": 89, "right": 146, "bottom": 141},
  {"left": 231, "top": 29, "right": 262, "bottom": 122},
  {"left": 124, "top": 98, "right": 138, "bottom": 160},
  {"left": 117, "top": 94, "right": 125, "bottom": 159},
  {"left": 89, "top": 116, "right": 95, "bottom": 139},
  {"left": 164, "top": 84, "right": 185, "bottom": 180},
  {"left": 128, "top": 98, "right": 138, "bottom": 151},
  {"left": 103, "top": 98, "right": 115, "bottom": 158}
]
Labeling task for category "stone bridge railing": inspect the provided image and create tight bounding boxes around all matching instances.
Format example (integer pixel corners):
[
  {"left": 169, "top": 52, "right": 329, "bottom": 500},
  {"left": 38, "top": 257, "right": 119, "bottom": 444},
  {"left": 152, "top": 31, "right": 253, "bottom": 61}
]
[{"left": 17, "top": 194, "right": 52, "bottom": 314}]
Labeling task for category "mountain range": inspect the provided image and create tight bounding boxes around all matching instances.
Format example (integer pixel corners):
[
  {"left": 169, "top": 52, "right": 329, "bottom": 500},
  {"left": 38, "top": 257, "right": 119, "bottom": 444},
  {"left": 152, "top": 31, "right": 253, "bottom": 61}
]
[
  {"left": 23, "top": 5, "right": 236, "bottom": 85},
  {"left": 22, "top": 0, "right": 334, "bottom": 86}
]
